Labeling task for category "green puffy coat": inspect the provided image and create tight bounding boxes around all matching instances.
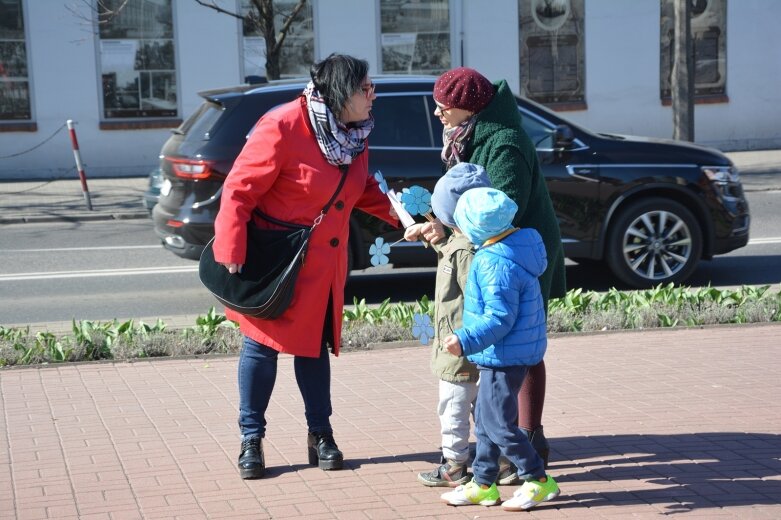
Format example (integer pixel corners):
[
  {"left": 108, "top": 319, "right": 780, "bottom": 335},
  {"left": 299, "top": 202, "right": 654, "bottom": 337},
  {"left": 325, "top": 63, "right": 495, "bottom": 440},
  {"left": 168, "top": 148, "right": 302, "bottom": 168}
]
[{"left": 463, "top": 80, "right": 567, "bottom": 307}]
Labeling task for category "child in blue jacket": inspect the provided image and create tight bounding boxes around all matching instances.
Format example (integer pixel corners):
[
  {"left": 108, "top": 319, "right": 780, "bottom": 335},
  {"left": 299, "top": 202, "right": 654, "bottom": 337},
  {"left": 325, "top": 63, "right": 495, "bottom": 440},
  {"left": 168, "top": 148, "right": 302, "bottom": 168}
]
[{"left": 440, "top": 187, "right": 560, "bottom": 511}]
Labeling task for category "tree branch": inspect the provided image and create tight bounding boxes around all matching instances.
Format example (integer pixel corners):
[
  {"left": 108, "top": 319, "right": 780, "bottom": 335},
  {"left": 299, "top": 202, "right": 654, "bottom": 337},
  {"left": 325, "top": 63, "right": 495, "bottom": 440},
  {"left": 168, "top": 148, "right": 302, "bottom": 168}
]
[
  {"left": 193, "top": 0, "right": 244, "bottom": 20},
  {"left": 273, "top": 0, "right": 307, "bottom": 53}
]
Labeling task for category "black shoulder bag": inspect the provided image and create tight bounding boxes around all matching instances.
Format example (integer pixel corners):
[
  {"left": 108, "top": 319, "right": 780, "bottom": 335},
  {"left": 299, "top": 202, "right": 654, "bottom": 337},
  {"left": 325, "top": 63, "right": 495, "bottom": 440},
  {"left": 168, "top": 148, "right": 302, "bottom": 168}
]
[{"left": 199, "top": 166, "right": 348, "bottom": 319}]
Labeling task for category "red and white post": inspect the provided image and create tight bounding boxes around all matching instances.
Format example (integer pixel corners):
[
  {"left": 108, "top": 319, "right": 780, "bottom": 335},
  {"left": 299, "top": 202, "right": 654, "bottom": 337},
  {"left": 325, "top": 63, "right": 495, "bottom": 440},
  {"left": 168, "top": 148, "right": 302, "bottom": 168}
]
[{"left": 66, "top": 119, "right": 93, "bottom": 210}]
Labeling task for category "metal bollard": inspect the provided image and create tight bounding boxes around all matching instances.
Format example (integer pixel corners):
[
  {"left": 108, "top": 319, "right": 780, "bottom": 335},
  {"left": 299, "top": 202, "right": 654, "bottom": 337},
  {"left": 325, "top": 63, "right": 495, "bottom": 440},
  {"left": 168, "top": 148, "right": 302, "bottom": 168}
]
[{"left": 66, "top": 119, "right": 93, "bottom": 211}]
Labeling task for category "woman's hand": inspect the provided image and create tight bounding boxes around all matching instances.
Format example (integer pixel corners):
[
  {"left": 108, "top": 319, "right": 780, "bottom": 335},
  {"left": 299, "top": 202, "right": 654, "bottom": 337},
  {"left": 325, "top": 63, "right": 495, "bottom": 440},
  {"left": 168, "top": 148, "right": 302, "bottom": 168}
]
[
  {"left": 403, "top": 223, "right": 424, "bottom": 241},
  {"left": 443, "top": 335, "right": 463, "bottom": 357},
  {"left": 221, "top": 263, "right": 243, "bottom": 274},
  {"left": 421, "top": 220, "right": 446, "bottom": 244}
]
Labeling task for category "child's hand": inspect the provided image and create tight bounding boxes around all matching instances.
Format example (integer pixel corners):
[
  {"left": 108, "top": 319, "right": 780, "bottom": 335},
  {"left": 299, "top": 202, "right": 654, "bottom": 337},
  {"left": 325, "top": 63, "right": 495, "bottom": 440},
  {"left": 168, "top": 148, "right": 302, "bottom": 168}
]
[
  {"left": 443, "top": 335, "right": 462, "bottom": 357},
  {"left": 404, "top": 223, "right": 425, "bottom": 241},
  {"left": 421, "top": 220, "right": 446, "bottom": 244}
]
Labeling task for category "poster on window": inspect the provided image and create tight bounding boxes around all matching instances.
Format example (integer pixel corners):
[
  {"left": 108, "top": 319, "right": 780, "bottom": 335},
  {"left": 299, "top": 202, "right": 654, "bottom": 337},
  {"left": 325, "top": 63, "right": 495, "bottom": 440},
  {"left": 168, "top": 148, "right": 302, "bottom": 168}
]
[
  {"left": 519, "top": 0, "right": 585, "bottom": 105},
  {"left": 98, "top": 0, "right": 173, "bottom": 39},
  {"left": 660, "top": 0, "right": 726, "bottom": 99},
  {"left": 100, "top": 39, "right": 176, "bottom": 118},
  {"left": 98, "top": 0, "right": 177, "bottom": 119},
  {"left": 0, "top": 80, "right": 30, "bottom": 119},
  {"left": 0, "top": 0, "right": 30, "bottom": 120},
  {"left": 380, "top": 0, "right": 450, "bottom": 74}
]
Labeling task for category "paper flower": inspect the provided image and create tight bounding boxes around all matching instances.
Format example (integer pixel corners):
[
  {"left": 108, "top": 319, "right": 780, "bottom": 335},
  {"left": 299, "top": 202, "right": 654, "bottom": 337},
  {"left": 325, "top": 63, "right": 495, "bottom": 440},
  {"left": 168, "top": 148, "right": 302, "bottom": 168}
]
[
  {"left": 369, "top": 237, "right": 391, "bottom": 266},
  {"left": 373, "top": 170, "right": 389, "bottom": 194},
  {"left": 400, "top": 185, "right": 432, "bottom": 216},
  {"left": 411, "top": 313, "right": 435, "bottom": 346}
]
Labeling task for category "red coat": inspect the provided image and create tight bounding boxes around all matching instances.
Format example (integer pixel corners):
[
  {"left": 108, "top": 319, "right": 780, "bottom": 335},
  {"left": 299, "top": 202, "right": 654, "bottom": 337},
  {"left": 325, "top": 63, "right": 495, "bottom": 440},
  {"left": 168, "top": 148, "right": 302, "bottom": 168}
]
[{"left": 212, "top": 96, "right": 396, "bottom": 357}]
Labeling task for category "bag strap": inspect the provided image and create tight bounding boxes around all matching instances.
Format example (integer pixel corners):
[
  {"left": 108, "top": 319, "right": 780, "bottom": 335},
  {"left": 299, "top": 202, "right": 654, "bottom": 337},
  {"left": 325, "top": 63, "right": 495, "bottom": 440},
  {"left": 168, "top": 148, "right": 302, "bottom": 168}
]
[{"left": 254, "top": 164, "right": 349, "bottom": 230}]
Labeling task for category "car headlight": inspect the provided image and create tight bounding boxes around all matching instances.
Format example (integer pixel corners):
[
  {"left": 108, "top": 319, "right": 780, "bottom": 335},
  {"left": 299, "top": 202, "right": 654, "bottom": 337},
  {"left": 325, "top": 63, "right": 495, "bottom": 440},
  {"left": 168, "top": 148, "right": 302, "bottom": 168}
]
[{"left": 702, "top": 166, "right": 740, "bottom": 185}]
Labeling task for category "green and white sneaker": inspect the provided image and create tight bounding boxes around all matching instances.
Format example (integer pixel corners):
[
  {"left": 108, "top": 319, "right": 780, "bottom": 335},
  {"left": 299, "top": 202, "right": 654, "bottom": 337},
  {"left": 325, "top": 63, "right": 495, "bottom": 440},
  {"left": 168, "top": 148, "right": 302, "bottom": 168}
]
[
  {"left": 501, "top": 475, "right": 560, "bottom": 511},
  {"left": 441, "top": 480, "right": 501, "bottom": 506}
]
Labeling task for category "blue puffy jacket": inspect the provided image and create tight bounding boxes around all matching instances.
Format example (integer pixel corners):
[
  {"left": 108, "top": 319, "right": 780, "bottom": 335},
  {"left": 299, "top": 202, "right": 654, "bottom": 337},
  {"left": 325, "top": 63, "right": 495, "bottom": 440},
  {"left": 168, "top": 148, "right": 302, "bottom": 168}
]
[{"left": 454, "top": 228, "right": 548, "bottom": 368}]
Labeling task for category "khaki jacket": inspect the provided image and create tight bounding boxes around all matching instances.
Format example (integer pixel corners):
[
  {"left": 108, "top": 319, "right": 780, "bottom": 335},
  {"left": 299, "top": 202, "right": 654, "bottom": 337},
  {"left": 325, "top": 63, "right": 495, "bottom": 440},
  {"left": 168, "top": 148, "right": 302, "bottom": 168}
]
[{"left": 431, "top": 233, "right": 479, "bottom": 383}]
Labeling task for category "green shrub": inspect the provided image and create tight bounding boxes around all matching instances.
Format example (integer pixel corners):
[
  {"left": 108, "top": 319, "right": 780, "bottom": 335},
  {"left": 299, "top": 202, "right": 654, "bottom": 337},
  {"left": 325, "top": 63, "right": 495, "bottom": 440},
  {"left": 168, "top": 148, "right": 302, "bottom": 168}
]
[{"left": 1, "top": 284, "right": 779, "bottom": 367}]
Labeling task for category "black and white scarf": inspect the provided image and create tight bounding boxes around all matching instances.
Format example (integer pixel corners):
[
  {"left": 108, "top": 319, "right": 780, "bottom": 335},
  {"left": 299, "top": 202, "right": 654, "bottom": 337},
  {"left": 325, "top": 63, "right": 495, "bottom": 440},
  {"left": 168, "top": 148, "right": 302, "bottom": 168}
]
[
  {"left": 441, "top": 115, "right": 477, "bottom": 169},
  {"left": 303, "top": 81, "right": 374, "bottom": 166}
]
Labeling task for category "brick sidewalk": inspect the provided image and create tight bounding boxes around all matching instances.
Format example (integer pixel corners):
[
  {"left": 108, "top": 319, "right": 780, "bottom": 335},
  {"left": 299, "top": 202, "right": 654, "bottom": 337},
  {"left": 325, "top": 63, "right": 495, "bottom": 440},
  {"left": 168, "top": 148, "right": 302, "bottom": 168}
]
[{"left": 1, "top": 324, "right": 780, "bottom": 519}]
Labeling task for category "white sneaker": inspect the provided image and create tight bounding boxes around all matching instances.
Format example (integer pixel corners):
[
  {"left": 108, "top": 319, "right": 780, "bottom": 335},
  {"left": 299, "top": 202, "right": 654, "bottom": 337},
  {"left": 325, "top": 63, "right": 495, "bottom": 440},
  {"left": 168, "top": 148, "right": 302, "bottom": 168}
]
[
  {"left": 501, "top": 475, "right": 560, "bottom": 511},
  {"left": 440, "top": 480, "right": 501, "bottom": 506}
]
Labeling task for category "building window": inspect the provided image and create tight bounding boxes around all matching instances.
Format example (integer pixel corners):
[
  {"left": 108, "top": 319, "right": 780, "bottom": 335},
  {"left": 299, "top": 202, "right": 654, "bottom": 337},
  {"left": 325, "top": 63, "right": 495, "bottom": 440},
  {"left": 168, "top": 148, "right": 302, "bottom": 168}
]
[
  {"left": 242, "top": 0, "right": 314, "bottom": 80},
  {"left": 98, "top": 0, "right": 177, "bottom": 119},
  {"left": 380, "top": 0, "right": 451, "bottom": 75},
  {"left": 0, "top": 0, "right": 31, "bottom": 120},
  {"left": 519, "top": 0, "right": 586, "bottom": 107},
  {"left": 660, "top": 0, "right": 726, "bottom": 100}
]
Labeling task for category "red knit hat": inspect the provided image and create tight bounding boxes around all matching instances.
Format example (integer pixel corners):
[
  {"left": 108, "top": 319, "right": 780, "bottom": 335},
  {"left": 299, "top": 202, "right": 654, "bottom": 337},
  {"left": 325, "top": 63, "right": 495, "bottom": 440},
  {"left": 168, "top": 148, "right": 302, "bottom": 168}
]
[{"left": 433, "top": 67, "right": 494, "bottom": 113}]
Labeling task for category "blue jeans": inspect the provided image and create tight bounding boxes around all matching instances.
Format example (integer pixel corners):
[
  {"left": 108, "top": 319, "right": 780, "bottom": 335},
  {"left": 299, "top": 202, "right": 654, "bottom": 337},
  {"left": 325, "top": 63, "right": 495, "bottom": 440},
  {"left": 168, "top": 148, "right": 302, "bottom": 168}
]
[
  {"left": 238, "top": 336, "right": 332, "bottom": 439},
  {"left": 472, "top": 366, "right": 546, "bottom": 485}
]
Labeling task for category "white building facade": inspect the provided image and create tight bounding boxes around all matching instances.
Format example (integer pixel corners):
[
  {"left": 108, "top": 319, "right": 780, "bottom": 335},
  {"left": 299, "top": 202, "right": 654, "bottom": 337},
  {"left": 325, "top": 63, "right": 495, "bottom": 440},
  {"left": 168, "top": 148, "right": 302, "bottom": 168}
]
[{"left": 1, "top": 0, "right": 779, "bottom": 180}]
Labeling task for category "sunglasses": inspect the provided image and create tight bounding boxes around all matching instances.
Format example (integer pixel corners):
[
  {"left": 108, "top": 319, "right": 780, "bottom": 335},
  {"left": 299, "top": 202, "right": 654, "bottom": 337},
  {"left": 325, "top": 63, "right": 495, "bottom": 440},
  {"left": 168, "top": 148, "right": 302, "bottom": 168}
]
[
  {"left": 434, "top": 103, "right": 452, "bottom": 113},
  {"left": 360, "top": 82, "right": 376, "bottom": 99}
]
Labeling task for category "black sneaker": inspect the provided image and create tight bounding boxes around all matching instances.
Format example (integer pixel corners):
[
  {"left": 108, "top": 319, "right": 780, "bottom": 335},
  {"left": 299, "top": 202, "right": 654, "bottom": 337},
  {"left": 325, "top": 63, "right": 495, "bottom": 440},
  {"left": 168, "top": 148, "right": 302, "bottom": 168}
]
[
  {"left": 496, "top": 461, "right": 520, "bottom": 485},
  {"left": 417, "top": 462, "right": 471, "bottom": 487}
]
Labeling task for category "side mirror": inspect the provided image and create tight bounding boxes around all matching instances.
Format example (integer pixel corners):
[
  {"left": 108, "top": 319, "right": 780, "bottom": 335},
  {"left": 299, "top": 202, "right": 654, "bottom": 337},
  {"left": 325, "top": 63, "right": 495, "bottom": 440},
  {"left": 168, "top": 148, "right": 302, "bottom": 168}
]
[{"left": 553, "top": 124, "right": 575, "bottom": 150}]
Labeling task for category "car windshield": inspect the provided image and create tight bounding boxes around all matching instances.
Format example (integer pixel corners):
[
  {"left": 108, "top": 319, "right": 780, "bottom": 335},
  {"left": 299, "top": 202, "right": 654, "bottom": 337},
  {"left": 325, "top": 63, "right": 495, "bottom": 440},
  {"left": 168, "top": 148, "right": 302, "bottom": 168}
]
[{"left": 181, "top": 102, "right": 223, "bottom": 142}]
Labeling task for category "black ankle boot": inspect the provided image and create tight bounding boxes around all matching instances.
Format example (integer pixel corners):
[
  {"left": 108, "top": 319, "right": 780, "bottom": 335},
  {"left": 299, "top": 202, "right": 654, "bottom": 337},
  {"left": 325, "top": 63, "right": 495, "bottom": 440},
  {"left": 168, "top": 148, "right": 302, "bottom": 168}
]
[
  {"left": 307, "top": 431, "right": 344, "bottom": 470},
  {"left": 523, "top": 426, "right": 550, "bottom": 468},
  {"left": 238, "top": 437, "right": 265, "bottom": 479}
]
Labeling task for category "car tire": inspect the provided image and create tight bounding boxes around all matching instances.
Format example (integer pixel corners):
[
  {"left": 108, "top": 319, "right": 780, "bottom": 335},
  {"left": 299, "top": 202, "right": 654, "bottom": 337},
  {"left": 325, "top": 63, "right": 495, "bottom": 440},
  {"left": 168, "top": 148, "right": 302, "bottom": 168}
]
[{"left": 605, "top": 197, "right": 702, "bottom": 288}]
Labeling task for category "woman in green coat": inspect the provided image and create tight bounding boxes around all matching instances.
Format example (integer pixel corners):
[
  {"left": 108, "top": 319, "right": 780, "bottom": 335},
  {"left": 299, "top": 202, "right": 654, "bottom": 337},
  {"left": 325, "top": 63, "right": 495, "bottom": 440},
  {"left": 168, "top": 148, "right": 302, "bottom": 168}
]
[{"left": 421, "top": 67, "right": 566, "bottom": 466}]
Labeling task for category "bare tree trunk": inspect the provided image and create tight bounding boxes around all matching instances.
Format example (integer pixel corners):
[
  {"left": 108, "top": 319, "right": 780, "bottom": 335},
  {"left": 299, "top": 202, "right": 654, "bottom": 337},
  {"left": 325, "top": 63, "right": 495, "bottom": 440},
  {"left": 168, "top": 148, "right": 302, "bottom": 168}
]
[
  {"left": 251, "top": 0, "right": 307, "bottom": 80},
  {"left": 256, "top": 0, "right": 280, "bottom": 79},
  {"left": 671, "top": 0, "right": 694, "bottom": 142}
]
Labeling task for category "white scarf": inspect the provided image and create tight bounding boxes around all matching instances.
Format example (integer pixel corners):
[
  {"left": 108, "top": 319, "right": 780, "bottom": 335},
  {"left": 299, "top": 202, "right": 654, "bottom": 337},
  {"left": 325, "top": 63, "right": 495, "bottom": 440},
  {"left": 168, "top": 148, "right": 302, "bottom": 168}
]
[{"left": 303, "top": 81, "right": 374, "bottom": 166}]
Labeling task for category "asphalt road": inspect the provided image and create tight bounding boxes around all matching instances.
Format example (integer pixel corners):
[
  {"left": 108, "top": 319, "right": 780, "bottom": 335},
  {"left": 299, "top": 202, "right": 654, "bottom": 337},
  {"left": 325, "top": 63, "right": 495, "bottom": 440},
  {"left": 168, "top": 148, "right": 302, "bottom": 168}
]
[{"left": 1, "top": 190, "right": 780, "bottom": 329}]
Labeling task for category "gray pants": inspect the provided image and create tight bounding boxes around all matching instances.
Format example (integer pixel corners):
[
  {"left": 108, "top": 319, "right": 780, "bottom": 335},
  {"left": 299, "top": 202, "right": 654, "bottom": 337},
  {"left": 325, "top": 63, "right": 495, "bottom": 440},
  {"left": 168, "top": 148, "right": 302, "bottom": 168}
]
[{"left": 438, "top": 379, "right": 478, "bottom": 464}]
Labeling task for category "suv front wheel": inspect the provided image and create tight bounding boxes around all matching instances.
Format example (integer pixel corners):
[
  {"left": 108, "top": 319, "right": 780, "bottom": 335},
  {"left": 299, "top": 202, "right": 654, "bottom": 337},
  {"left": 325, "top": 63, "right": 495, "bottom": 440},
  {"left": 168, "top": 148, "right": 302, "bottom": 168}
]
[{"left": 605, "top": 198, "right": 703, "bottom": 288}]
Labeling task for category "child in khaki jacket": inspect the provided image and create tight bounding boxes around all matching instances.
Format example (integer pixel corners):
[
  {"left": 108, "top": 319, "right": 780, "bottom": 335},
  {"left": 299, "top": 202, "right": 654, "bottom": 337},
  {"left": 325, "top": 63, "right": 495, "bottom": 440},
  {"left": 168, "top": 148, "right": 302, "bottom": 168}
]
[{"left": 404, "top": 163, "right": 518, "bottom": 487}]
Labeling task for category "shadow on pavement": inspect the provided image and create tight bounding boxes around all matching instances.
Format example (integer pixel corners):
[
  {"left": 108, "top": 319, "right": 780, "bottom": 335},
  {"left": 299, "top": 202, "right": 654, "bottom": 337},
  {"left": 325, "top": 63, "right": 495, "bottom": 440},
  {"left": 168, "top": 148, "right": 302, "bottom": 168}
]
[{"left": 548, "top": 432, "right": 781, "bottom": 511}]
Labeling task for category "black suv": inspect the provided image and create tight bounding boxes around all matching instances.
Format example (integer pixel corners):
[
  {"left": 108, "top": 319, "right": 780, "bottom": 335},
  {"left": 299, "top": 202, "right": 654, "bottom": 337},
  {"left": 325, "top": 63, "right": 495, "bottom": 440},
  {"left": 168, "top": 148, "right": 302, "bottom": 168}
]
[{"left": 152, "top": 76, "right": 750, "bottom": 288}]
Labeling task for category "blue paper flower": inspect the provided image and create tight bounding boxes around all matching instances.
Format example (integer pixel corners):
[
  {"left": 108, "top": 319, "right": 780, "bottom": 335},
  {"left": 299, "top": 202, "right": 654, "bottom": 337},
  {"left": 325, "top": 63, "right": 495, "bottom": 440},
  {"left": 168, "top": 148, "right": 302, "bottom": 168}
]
[
  {"left": 400, "top": 185, "right": 432, "bottom": 216},
  {"left": 369, "top": 237, "right": 391, "bottom": 266},
  {"left": 373, "top": 170, "right": 389, "bottom": 194},
  {"left": 411, "top": 313, "right": 435, "bottom": 346}
]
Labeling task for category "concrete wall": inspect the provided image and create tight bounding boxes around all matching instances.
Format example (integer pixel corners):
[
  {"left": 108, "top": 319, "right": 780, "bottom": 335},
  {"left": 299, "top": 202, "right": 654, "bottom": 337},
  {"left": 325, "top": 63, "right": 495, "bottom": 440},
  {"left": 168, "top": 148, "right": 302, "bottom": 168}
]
[
  {"left": 462, "top": 0, "right": 519, "bottom": 92},
  {"left": 316, "top": 0, "right": 380, "bottom": 73},
  {"left": 1, "top": 0, "right": 779, "bottom": 180}
]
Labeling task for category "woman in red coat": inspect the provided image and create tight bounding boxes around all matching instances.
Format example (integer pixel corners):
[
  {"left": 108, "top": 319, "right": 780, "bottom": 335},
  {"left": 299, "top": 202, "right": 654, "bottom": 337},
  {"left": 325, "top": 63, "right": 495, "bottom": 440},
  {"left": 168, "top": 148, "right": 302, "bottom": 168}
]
[{"left": 213, "top": 54, "right": 397, "bottom": 479}]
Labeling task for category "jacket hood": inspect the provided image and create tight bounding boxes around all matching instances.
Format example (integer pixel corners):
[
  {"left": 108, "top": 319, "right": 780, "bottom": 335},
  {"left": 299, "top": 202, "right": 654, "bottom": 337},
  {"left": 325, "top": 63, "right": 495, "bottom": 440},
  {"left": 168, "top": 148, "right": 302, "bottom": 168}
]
[
  {"left": 471, "top": 80, "right": 524, "bottom": 147},
  {"left": 483, "top": 228, "right": 547, "bottom": 278}
]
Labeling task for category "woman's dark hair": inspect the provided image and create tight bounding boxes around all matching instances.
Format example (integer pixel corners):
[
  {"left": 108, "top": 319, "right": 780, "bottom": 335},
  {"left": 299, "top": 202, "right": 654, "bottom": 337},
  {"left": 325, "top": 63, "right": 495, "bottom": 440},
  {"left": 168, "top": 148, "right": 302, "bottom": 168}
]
[{"left": 310, "top": 53, "right": 369, "bottom": 119}]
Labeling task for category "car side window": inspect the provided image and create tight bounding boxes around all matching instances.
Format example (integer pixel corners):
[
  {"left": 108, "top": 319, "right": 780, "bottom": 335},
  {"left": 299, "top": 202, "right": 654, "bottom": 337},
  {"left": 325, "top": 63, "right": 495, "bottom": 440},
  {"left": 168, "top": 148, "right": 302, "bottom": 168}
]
[
  {"left": 370, "top": 95, "right": 434, "bottom": 148},
  {"left": 519, "top": 109, "right": 555, "bottom": 150}
]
